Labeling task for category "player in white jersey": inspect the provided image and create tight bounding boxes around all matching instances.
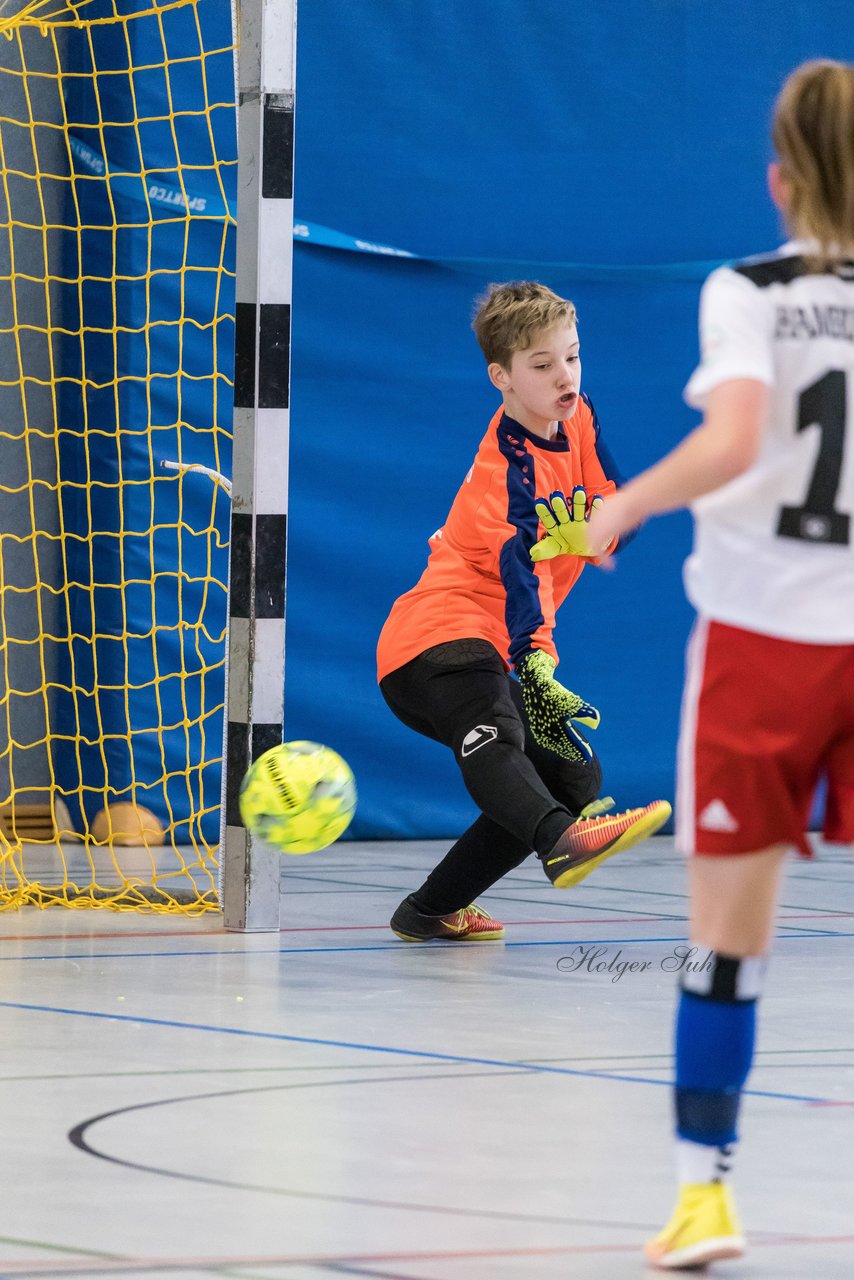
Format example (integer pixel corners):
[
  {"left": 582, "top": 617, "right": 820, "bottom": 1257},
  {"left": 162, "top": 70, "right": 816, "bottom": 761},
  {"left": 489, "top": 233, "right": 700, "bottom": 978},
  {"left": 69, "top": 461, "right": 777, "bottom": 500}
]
[
  {"left": 589, "top": 60, "right": 854, "bottom": 1269},
  {"left": 685, "top": 253, "right": 854, "bottom": 643}
]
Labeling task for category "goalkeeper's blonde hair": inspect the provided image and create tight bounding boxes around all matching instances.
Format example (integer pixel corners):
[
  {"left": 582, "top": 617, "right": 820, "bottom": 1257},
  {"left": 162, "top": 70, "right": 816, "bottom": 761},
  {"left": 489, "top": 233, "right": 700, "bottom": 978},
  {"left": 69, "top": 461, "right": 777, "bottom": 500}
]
[
  {"left": 472, "top": 281, "right": 577, "bottom": 369},
  {"left": 772, "top": 59, "right": 854, "bottom": 268}
]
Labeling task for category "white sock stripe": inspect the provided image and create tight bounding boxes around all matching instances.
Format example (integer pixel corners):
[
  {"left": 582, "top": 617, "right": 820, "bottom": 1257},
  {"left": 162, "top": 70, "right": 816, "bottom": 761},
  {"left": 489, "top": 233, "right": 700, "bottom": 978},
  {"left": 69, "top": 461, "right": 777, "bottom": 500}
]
[
  {"left": 735, "top": 955, "right": 767, "bottom": 1000},
  {"left": 676, "top": 1137, "right": 737, "bottom": 1185},
  {"left": 680, "top": 948, "right": 768, "bottom": 1000},
  {"left": 680, "top": 965, "right": 711, "bottom": 996}
]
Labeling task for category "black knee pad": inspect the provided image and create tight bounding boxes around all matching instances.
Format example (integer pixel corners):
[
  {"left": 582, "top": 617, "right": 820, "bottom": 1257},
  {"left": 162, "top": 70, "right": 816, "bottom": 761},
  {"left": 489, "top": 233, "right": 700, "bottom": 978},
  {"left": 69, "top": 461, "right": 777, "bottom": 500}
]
[{"left": 454, "top": 712, "right": 524, "bottom": 762}]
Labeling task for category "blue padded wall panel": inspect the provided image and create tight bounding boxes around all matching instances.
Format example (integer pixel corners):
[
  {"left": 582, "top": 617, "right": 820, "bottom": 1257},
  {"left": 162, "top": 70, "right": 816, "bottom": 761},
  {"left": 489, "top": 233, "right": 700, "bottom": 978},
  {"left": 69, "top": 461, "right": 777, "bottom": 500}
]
[
  {"left": 285, "top": 1, "right": 852, "bottom": 839},
  {"left": 54, "top": 0, "right": 236, "bottom": 841}
]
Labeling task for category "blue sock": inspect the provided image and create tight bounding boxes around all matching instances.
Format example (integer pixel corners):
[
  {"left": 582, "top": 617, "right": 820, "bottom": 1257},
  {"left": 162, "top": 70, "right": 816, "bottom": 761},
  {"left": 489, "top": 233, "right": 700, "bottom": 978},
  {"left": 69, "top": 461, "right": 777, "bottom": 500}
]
[{"left": 675, "top": 988, "right": 756, "bottom": 1148}]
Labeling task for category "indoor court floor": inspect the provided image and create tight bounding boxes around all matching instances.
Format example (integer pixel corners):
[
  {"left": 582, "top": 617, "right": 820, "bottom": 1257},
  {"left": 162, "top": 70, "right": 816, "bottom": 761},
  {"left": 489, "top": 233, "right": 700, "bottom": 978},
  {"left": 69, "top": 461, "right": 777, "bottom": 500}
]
[{"left": 0, "top": 836, "right": 852, "bottom": 1279}]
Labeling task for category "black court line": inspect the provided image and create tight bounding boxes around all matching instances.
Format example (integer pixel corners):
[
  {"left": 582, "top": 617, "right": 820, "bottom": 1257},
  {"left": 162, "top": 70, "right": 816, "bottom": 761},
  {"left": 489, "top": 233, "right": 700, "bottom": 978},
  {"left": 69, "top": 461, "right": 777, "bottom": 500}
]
[
  {"left": 281, "top": 872, "right": 432, "bottom": 891},
  {"left": 68, "top": 1069, "right": 660, "bottom": 1234},
  {"left": 276, "top": 871, "right": 854, "bottom": 918}
]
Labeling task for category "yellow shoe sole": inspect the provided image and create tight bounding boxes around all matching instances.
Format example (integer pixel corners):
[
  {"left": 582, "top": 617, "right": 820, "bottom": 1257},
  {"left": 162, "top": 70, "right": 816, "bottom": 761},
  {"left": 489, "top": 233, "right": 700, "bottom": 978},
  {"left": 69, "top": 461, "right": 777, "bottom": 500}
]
[
  {"left": 644, "top": 1233, "right": 745, "bottom": 1269},
  {"left": 391, "top": 926, "right": 506, "bottom": 942},
  {"left": 551, "top": 799, "right": 672, "bottom": 889}
]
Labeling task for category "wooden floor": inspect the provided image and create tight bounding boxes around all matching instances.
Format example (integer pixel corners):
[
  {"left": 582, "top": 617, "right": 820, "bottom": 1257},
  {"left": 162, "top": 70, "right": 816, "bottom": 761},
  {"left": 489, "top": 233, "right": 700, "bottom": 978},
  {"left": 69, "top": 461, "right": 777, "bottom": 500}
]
[{"left": 0, "top": 836, "right": 852, "bottom": 1278}]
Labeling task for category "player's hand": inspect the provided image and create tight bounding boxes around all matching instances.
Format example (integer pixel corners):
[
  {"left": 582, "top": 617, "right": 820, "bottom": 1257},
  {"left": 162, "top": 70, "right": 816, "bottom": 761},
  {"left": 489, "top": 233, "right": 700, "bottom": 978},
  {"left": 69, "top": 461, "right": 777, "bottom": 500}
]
[
  {"left": 516, "top": 649, "right": 600, "bottom": 762},
  {"left": 530, "top": 487, "right": 609, "bottom": 561}
]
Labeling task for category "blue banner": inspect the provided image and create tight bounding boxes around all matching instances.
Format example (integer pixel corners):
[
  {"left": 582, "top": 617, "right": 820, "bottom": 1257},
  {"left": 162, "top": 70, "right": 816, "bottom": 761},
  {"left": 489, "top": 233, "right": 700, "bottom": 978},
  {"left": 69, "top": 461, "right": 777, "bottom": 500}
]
[{"left": 293, "top": 218, "right": 724, "bottom": 282}]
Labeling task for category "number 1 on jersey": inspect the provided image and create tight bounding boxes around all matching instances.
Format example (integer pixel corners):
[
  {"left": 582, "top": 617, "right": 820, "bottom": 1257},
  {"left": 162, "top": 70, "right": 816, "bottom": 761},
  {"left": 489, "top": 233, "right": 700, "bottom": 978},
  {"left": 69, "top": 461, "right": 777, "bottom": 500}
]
[{"left": 777, "top": 369, "right": 851, "bottom": 546}]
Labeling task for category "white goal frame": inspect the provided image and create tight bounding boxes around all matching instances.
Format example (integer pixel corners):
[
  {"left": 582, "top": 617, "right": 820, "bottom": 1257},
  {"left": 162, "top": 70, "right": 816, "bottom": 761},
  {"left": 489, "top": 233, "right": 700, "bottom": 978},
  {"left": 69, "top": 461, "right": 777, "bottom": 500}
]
[{"left": 221, "top": 0, "right": 296, "bottom": 931}]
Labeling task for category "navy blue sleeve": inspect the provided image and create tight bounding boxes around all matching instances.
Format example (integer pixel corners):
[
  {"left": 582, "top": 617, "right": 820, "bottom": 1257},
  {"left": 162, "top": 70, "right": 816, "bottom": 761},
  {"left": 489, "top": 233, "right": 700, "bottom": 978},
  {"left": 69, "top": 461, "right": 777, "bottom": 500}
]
[
  {"left": 495, "top": 428, "right": 547, "bottom": 668},
  {"left": 582, "top": 391, "right": 641, "bottom": 553}
]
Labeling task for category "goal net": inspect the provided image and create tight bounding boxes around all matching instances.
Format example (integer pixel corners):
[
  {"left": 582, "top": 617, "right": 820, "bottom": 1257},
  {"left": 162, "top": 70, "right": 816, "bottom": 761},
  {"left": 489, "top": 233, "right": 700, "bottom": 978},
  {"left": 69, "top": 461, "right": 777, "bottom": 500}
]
[{"left": 0, "top": 0, "right": 237, "bottom": 912}]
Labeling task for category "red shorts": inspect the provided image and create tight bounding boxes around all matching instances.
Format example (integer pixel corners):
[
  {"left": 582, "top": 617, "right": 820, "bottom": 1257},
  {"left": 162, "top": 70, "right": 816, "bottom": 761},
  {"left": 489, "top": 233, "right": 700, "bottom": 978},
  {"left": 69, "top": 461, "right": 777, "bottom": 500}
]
[{"left": 676, "top": 618, "right": 854, "bottom": 858}]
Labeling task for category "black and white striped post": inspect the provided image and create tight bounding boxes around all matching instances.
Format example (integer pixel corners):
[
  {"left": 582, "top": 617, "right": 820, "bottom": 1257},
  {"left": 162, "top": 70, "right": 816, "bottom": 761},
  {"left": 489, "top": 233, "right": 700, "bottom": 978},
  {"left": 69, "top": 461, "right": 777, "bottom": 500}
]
[{"left": 222, "top": 0, "right": 296, "bottom": 930}]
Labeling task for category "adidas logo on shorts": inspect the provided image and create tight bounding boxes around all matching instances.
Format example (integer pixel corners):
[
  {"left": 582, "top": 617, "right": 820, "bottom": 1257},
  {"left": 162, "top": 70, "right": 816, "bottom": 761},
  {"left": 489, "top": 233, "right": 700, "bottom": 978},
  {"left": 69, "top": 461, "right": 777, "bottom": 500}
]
[{"left": 697, "top": 798, "right": 740, "bottom": 833}]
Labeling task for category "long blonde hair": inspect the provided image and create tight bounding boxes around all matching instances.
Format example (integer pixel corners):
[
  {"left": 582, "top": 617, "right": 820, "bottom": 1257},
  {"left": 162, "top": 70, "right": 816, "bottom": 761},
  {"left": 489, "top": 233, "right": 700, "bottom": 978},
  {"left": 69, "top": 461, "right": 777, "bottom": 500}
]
[{"left": 772, "top": 60, "right": 854, "bottom": 268}]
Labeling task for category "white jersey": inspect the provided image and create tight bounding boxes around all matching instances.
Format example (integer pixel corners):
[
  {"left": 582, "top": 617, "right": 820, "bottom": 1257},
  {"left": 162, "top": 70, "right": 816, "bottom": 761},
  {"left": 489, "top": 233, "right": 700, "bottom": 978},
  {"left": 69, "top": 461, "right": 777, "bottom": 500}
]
[{"left": 683, "top": 241, "right": 854, "bottom": 643}]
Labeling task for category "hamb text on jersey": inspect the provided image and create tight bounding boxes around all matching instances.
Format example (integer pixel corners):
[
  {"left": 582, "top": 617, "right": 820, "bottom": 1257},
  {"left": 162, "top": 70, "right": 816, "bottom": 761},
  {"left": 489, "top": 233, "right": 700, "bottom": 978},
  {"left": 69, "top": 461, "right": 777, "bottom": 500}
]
[{"left": 774, "top": 304, "right": 854, "bottom": 342}]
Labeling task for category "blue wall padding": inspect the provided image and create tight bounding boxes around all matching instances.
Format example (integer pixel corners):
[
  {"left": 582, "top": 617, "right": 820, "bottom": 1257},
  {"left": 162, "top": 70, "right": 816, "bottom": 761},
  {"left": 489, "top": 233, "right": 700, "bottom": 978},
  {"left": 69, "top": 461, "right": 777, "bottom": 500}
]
[
  {"left": 286, "top": 251, "right": 699, "bottom": 837},
  {"left": 284, "top": 1, "right": 852, "bottom": 840},
  {"left": 54, "top": 0, "right": 236, "bottom": 841}
]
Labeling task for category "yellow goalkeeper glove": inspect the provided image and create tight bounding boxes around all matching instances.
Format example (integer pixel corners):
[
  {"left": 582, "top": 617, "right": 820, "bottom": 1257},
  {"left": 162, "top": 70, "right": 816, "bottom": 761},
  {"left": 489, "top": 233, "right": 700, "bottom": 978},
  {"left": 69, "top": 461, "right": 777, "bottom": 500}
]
[
  {"left": 530, "top": 486, "right": 607, "bottom": 561},
  {"left": 517, "top": 649, "right": 600, "bottom": 762}
]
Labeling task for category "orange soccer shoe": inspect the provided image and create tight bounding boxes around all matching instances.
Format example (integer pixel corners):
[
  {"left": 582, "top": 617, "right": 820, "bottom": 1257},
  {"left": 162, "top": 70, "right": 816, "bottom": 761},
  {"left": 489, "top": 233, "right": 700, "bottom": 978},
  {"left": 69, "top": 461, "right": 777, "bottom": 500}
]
[
  {"left": 542, "top": 799, "right": 672, "bottom": 889},
  {"left": 390, "top": 898, "right": 505, "bottom": 942}
]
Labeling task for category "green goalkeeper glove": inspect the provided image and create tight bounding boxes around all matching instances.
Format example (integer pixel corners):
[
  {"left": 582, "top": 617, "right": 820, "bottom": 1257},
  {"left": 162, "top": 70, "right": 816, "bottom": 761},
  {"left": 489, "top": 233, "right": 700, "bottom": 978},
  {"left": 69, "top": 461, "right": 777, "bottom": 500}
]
[
  {"left": 530, "top": 486, "right": 608, "bottom": 562},
  {"left": 517, "top": 649, "right": 600, "bottom": 762}
]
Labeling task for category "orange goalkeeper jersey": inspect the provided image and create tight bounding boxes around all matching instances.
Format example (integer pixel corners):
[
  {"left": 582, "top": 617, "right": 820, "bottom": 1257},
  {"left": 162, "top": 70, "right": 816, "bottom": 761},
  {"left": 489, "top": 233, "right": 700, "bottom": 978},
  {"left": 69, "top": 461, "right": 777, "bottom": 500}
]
[{"left": 376, "top": 394, "right": 620, "bottom": 681}]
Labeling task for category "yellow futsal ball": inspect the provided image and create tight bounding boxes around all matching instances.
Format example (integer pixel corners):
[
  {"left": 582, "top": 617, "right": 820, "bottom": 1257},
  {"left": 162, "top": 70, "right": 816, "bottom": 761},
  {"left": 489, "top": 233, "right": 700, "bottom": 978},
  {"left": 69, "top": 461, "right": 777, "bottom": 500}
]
[{"left": 238, "top": 740, "right": 356, "bottom": 855}]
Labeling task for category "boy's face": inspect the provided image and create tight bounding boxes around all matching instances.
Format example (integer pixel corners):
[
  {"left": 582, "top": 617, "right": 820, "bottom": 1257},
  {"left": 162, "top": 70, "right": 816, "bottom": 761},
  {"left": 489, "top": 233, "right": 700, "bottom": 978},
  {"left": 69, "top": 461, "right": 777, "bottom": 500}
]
[{"left": 489, "top": 323, "right": 581, "bottom": 434}]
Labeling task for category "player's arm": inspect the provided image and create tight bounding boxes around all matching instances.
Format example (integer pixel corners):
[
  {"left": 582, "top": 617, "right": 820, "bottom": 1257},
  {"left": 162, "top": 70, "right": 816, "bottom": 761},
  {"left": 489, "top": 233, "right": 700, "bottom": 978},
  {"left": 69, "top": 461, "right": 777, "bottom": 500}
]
[
  {"left": 589, "top": 265, "right": 773, "bottom": 548},
  {"left": 532, "top": 393, "right": 639, "bottom": 563},
  {"left": 576, "top": 392, "right": 644, "bottom": 559},
  {"left": 473, "top": 475, "right": 601, "bottom": 762},
  {"left": 588, "top": 378, "right": 768, "bottom": 548}
]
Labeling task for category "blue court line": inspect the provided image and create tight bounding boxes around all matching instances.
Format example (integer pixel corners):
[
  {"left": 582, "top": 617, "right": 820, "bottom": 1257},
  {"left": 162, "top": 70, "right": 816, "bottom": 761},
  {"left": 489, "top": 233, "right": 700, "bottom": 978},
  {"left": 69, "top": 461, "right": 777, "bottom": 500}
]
[
  {"left": 3, "top": 930, "right": 854, "bottom": 962},
  {"left": 0, "top": 999, "right": 841, "bottom": 1107}
]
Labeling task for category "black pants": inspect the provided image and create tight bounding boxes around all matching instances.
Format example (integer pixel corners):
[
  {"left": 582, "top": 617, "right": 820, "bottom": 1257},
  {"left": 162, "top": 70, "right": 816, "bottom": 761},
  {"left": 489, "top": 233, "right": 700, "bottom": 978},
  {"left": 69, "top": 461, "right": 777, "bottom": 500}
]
[{"left": 380, "top": 638, "right": 602, "bottom": 914}]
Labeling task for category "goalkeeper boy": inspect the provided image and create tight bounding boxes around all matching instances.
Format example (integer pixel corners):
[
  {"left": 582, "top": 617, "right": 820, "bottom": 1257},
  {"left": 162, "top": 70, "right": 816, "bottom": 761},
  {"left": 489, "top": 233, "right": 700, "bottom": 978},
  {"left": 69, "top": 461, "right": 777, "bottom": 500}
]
[{"left": 377, "top": 280, "right": 670, "bottom": 942}]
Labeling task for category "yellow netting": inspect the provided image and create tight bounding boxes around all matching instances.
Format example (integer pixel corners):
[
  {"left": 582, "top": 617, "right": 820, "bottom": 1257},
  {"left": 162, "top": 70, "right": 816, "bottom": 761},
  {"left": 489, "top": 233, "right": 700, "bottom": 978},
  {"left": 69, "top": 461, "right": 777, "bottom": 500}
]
[{"left": 0, "top": 0, "right": 236, "bottom": 911}]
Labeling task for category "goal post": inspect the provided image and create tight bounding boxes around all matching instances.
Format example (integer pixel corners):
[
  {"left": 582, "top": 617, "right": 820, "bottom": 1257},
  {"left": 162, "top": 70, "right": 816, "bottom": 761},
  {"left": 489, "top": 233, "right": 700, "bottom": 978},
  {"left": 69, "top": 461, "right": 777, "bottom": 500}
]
[
  {"left": 0, "top": 0, "right": 238, "bottom": 913},
  {"left": 0, "top": 0, "right": 293, "bottom": 920},
  {"left": 221, "top": 0, "right": 296, "bottom": 931}
]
